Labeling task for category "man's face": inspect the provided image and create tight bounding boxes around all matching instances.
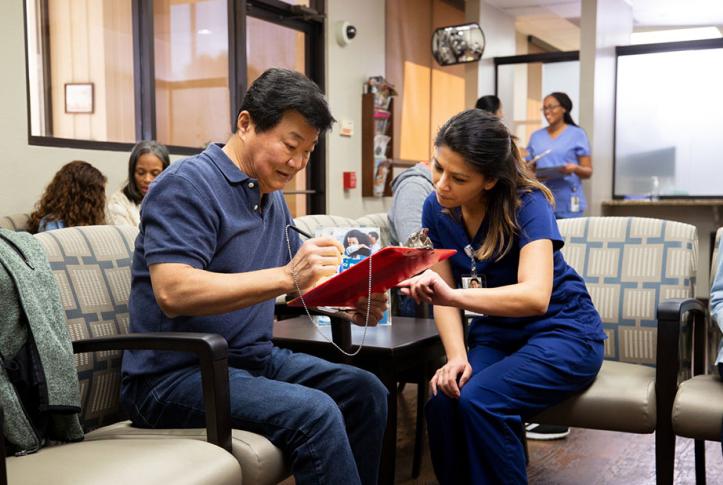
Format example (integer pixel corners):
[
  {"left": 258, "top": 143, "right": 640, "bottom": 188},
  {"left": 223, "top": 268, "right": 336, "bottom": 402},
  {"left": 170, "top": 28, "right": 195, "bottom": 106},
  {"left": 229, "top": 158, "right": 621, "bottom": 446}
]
[{"left": 241, "top": 110, "right": 320, "bottom": 194}]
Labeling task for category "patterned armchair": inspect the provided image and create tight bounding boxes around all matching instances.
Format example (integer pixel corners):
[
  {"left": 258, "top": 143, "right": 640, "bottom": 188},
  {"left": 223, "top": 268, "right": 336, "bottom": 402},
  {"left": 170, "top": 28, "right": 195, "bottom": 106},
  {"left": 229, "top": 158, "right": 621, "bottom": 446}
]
[
  {"left": 671, "top": 227, "right": 723, "bottom": 484},
  {"left": 4, "top": 225, "right": 289, "bottom": 485},
  {"left": 533, "top": 217, "right": 705, "bottom": 485}
]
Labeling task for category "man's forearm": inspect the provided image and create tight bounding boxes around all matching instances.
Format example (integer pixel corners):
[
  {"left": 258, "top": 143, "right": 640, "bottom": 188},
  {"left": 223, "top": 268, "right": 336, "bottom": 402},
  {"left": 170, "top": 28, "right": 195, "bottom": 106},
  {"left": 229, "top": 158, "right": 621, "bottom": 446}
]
[{"left": 152, "top": 263, "right": 294, "bottom": 317}]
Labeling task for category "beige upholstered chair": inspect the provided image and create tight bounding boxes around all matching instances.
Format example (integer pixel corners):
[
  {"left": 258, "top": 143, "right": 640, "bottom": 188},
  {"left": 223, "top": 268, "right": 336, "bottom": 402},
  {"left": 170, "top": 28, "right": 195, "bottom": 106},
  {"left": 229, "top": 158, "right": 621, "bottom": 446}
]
[
  {"left": 671, "top": 227, "right": 723, "bottom": 484},
  {"left": 5, "top": 225, "right": 289, "bottom": 485},
  {"left": 533, "top": 217, "right": 704, "bottom": 485},
  {"left": 0, "top": 213, "right": 30, "bottom": 232}
]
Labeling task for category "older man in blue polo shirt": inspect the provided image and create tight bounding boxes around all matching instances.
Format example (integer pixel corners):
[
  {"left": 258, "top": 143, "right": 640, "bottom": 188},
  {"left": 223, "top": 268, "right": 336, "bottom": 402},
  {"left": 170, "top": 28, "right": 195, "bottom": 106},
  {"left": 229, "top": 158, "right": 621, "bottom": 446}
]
[{"left": 120, "top": 69, "right": 388, "bottom": 485}]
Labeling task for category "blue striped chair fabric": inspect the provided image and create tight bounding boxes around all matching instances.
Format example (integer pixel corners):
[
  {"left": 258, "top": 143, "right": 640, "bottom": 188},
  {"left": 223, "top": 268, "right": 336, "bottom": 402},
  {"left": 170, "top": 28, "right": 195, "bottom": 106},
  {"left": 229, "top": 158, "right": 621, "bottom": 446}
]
[{"left": 557, "top": 217, "right": 697, "bottom": 366}]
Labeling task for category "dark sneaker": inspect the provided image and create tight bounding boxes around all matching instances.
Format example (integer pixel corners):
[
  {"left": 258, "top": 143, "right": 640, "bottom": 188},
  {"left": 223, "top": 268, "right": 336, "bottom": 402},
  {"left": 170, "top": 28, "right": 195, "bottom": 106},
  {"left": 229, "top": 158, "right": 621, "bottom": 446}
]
[{"left": 525, "top": 423, "right": 570, "bottom": 440}]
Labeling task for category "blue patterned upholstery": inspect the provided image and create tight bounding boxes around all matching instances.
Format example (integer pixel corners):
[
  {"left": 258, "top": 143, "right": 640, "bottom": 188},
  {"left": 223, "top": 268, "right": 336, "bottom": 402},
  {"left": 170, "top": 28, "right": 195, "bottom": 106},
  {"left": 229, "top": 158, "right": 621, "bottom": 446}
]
[
  {"left": 557, "top": 217, "right": 697, "bottom": 365},
  {"left": 34, "top": 225, "right": 137, "bottom": 430}
]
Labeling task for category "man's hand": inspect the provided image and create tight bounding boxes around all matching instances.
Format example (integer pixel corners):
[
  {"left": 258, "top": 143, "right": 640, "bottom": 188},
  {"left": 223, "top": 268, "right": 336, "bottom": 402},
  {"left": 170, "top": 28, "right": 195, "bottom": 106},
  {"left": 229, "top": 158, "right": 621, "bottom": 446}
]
[
  {"left": 342, "top": 292, "right": 388, "bottom": 326},
  {"left": 430, "top": 356, "right": 472, "bottom": 399},
  {"left": 285, "top": 237, "right": 344, "bottom": 291},
  {"left": 398, "top": 269, "right": 457, "bottom": 306}
]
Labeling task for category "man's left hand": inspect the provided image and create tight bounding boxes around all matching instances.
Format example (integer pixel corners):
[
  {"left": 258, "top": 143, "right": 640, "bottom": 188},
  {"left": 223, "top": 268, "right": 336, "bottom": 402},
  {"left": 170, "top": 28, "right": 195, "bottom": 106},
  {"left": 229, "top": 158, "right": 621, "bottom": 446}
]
[{"left": 344, "top": 292, "right": 388, "bottom": 326}]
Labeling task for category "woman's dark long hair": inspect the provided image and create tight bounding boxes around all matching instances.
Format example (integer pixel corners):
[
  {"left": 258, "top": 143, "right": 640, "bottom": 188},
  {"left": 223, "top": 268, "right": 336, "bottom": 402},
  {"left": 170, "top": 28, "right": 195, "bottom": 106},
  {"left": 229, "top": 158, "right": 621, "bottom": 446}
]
[
  {"left": 475, "top": 95, "right": 501, "bottom": 115},
  {"left": 435, "top": 109, "right": 554, "bottom": 261},
  {"left": 29, "top": 161, "right": 107, "bottom": 233},
  {"left": 122, "top": 140, "right": 170, "bottom": 204},
  {"left": 548, "top": 92, "right": 577, "bottom": 126}
]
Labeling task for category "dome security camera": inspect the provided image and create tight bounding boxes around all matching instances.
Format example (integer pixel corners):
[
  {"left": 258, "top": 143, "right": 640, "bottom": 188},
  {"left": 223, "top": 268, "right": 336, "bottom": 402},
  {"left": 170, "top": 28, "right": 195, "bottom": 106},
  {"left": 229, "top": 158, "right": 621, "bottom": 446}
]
[{"left": 335, "top": 21, "right": 357, "bottom": 46}]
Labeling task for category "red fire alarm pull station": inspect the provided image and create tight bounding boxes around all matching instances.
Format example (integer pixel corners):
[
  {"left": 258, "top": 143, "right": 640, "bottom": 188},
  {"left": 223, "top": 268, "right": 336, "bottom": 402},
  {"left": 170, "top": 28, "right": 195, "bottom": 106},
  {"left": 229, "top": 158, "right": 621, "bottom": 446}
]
[{"left": 343, "top": 171, "right": 357, "bottom": 190}]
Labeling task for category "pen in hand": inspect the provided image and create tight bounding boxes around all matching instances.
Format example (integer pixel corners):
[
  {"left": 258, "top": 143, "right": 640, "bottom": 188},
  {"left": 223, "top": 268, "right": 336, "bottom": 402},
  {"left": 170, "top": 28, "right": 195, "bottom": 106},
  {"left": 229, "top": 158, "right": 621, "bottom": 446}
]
[{"left": 286, "top": 224, "right": 313, "bottom": 239}]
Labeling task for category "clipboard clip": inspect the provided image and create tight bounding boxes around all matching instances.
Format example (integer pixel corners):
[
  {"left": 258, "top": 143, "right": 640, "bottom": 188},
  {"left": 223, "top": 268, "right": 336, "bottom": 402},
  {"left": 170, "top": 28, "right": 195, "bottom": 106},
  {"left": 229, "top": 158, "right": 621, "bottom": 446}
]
[{"left": 403, "top": 228, "right": 433, "bottom": 249}]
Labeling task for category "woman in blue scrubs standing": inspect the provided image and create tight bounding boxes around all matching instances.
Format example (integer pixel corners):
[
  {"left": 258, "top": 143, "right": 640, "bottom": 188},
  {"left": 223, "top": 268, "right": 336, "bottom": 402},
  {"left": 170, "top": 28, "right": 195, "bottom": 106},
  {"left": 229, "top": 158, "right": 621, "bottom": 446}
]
[
  {"left": 527, "top": 92, "right": 592, "bottom": 218},
  {"left": 399, "top": 109, "right": 606, "bottom": 484}
]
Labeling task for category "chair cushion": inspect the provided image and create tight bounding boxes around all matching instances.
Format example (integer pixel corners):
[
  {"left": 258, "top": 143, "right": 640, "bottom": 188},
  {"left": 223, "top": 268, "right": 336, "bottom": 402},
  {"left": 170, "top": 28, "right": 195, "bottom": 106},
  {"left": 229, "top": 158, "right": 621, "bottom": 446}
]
[
  {"left": 6, "top": 438, "right": 242, "bottom": 485},
  {"left": 673, "top": 374, "right": 723, "bottom": 441},
  {"left": 534, "top": 360, "right": 657, "bottom": 433},
  {"left": 86, "top": 421, "right": 288, "bottom": 485}
]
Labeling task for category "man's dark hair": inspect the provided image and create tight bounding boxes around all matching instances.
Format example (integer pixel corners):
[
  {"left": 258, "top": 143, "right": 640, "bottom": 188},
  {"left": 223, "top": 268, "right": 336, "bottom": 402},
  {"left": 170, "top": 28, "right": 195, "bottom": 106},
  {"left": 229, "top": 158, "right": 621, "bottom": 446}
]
[{"left": 238, "top": 68, "right": 335, "bottom": 133}]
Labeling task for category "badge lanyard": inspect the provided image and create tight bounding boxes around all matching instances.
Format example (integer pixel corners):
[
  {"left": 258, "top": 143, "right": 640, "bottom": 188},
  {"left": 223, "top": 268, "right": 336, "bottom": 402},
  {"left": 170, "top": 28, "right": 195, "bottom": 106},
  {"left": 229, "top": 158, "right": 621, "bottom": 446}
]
[{"left": 464, "top": 244, "right": 478, "bottom": 277}]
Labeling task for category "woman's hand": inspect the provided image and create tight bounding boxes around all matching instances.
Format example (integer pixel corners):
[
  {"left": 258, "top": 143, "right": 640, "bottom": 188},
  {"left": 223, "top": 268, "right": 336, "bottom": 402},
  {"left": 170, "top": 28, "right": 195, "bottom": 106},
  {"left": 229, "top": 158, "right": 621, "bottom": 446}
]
[
  {"left": 431, "top": 356, "right": 472, "bottom": 399},
  {"left": 398, "top": 269, "right": 458, "bottom": 306}
]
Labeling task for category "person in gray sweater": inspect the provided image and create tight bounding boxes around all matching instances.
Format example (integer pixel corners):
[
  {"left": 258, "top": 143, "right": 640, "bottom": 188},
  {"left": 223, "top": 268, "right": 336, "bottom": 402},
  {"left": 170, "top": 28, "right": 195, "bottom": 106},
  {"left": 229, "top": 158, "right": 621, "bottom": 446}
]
[{"left": 388, "top": 162, "right": 434, "bottom": 245}]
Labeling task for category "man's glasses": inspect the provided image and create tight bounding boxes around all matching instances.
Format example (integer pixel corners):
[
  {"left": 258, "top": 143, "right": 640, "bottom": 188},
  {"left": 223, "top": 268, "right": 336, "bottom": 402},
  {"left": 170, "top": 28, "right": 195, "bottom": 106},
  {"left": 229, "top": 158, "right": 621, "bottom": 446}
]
[{"left": 541, "top": 104, "right": 561, "bottom": 112}]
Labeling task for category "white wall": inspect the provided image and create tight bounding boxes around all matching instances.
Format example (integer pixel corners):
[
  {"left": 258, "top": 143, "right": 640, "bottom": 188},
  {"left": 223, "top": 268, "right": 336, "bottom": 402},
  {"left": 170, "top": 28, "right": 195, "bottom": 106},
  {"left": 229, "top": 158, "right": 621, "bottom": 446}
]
[
  {"left": 465, "top": 1, "right": 517, "bottom": 107},
  {"left": 324, "top": 0, "right": 391, "bottom": 218},
  {"left": 0, "top": 1, "right": 131, "bottom": 216},
  {"left": 579, "top": 0, "right": 633, "bottom": 217}
]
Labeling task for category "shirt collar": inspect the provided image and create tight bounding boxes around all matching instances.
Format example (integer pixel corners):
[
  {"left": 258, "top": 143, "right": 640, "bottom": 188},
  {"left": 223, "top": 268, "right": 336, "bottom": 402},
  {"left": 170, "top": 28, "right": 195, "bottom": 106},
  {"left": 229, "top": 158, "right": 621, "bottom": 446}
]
[{"left": 206, "top": 143, "right": 251, "bottom": 184}]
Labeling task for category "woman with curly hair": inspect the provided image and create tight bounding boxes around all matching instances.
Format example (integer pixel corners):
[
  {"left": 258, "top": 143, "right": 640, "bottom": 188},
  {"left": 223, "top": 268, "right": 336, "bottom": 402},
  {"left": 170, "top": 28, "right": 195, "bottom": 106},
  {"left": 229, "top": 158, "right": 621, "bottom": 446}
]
[
  {"left": 107, "top": 140, "right": 170, "bottom": 227},
  {"left": 29, "top": 160, "right": 107, "bottom": 233}
]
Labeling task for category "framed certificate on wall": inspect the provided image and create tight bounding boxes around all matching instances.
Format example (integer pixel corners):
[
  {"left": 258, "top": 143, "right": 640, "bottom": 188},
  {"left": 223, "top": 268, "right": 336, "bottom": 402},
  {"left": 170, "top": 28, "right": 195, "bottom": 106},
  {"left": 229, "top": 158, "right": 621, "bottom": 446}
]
[{"left": 64, "top": 83, "right": 94, "bottom": 114}]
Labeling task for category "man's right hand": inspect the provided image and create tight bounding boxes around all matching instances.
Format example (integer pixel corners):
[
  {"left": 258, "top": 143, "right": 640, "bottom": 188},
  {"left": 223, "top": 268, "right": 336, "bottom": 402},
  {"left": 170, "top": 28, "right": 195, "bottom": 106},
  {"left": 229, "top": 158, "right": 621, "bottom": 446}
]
[{"left": 285, "top": 237, "right": 344, "bottom": 291}]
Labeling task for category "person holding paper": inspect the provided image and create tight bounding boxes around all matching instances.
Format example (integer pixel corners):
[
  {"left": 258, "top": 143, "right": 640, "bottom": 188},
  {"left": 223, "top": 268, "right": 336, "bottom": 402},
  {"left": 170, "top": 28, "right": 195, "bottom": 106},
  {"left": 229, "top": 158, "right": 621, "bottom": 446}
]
[
  {"left": 399, "top": 109, "right": 605, "bottom": 485},
  {"left": 121, "top": 68, "right": 388, "bottom": 485},
  {"left": 526, "top": 92, "right": 592, "bottom": 218}
]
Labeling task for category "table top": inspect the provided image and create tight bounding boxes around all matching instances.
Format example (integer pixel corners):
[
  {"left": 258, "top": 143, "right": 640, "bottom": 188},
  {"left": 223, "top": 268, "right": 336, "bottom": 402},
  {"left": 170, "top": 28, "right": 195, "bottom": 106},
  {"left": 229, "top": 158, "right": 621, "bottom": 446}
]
[
  {"left": 602, "top": 199, "right": 723, "bottom": 207},
  {"left": 273, "top": 316, "right": 440, "bottom": 351}
]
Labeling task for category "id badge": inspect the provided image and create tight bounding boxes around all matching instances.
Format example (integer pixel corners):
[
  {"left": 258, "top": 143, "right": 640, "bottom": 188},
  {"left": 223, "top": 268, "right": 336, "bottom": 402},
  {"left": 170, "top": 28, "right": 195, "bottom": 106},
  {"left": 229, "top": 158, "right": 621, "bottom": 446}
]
[
  {"left": 570, "top": 194, "right": 580, "bottom": 213},
  {"left": 461, "top": 274, "right": 486, "bottom": 289}
]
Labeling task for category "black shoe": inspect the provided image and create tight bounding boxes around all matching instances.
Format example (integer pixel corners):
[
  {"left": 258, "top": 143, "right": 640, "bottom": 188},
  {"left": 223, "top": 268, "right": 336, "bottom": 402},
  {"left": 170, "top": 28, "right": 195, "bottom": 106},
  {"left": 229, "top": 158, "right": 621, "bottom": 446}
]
[{"left": 525, "top": 423, "right": 570, "bottom": 440}]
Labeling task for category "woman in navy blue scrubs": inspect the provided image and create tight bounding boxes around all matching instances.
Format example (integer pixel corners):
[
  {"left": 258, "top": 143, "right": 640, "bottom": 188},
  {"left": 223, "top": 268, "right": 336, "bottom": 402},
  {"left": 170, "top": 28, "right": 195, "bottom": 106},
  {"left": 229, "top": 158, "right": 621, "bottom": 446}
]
[
  {"left": 399, "top": 109, "right": 606, "bottom": 484},
  {"left": 527, "top": 92, "right": 592, "bottom": 219}
]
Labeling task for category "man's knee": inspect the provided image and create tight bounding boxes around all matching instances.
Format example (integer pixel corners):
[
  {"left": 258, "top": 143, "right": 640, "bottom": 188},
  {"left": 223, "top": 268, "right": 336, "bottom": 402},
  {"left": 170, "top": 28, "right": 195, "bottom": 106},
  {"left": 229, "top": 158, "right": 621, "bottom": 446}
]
[{"left": 344, "top": 367, "right": 388, "bottom": 420}]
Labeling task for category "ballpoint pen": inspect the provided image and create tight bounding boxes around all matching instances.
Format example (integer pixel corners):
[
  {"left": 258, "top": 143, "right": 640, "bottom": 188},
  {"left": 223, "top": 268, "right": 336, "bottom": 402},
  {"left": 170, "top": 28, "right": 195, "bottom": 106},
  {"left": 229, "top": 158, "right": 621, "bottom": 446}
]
[{"left": 287, "top": 224, "right": 313, "bottom": 239}]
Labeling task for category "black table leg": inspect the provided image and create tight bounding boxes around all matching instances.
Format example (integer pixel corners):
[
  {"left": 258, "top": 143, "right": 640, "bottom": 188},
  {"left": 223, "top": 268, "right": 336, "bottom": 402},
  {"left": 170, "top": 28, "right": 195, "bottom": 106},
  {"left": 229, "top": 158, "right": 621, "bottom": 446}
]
[{"left": 377, "top": 367, "right": 398, "bottom": 485}]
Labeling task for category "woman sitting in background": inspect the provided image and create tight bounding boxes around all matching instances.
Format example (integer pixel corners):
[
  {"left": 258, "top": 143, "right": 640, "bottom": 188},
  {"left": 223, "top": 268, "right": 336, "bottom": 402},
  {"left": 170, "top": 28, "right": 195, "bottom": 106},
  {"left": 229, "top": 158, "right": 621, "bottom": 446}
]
[
  {"left": 29, "top": 160, "right": 107, "bottom": 233},
  {"left": 107, "top": 140, "right": 170, "bottom": 227}
]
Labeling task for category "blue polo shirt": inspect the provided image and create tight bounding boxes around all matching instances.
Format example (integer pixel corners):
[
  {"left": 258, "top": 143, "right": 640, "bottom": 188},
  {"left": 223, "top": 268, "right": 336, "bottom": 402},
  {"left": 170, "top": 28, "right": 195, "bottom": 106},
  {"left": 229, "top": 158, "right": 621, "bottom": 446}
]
[
  {"left": 122, "top": 144, "right": 302, "bottom": 379},
  {"left": 526, "top": 125, "right": 590, "bottom": 218},
  {"left": 421, "top": 189, "right": 606, "bottom": 343}
]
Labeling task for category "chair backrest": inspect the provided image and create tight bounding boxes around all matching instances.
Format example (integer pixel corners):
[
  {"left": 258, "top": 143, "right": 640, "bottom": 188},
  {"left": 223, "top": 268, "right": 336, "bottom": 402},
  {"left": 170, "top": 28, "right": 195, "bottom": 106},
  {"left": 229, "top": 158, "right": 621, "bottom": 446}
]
[
  {"left": 708, "top": 227, "right": 723, "bottom": 370},
  {"left": 33, "top": 225, "right": 139, "bottom": 430},
  {"left": 294, "top": 213, "right": 393, "bottom": 247},
  {"left": 0, "top": 213, "right": 31, "bottom": 232},
  {"left": 557, "top": 217, "right": 697, "bottom": 366}
]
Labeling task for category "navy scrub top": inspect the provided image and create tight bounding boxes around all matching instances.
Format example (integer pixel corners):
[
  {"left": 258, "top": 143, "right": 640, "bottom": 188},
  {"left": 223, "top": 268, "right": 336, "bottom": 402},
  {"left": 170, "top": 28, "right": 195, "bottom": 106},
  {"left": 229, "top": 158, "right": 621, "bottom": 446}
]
[{"left": 421, "top": 189, "right": 606, "bottom": 343}]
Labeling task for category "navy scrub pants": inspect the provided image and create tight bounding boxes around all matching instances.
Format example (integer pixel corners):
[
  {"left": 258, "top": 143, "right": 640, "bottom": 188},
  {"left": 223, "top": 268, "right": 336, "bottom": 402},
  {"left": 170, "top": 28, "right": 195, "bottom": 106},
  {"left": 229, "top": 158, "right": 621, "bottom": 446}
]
[{"left": 426, "top": 328, "right": 604, "bottom": 484}]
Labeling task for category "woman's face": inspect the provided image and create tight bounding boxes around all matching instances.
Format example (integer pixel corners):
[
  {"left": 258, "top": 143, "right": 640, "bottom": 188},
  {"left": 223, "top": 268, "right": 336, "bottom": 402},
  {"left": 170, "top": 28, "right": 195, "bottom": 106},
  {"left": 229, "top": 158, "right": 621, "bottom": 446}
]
[
  {"left": 134, "top": 153, "right": 165, "bottom": 196},
  {"left": 542, "top": 96, "right": 565, "bottom": 126},
  {"left": 431, "top": 145, "right": 497, "bottom": 210}
]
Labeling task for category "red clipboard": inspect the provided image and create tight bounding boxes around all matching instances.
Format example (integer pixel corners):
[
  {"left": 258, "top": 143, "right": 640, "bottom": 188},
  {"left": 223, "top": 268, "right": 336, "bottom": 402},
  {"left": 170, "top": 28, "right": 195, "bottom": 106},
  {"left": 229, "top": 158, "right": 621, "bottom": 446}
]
[{"left": 287, "top": 246, "right": 456, "bottom": 308}]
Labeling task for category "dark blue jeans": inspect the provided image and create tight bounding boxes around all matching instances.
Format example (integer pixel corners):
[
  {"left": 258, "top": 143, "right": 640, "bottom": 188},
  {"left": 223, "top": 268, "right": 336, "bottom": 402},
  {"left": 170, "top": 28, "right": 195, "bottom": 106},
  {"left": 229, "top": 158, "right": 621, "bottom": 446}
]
[
  {"left": 121, "top": 346, "right": 388, "bottom": 485},
  {"left": 426, "top": 330, "right": 604, "bottom": 485}
]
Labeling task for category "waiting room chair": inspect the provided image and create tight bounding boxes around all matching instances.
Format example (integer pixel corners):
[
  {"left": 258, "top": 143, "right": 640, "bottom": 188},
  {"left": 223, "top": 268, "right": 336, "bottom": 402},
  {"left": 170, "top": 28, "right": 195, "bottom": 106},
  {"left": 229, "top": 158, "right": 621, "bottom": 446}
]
[
  {"left": 533, "top": 217, "right": 705, "bottom": 485},
  {"left": 4, "top": 225, "right": 289, "bottom": 485},
  {"left": 670, "top": 226, "right": 723, "bottom": 485}
]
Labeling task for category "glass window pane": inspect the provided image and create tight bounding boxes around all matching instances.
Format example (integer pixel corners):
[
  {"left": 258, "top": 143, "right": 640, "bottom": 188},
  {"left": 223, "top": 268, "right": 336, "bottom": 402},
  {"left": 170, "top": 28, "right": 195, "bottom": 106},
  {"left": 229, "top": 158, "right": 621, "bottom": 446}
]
[
  {"left": 26, "top": 0, "right": 136, "bottom": 142},
  {"left": 615, "top": 48, "right": 723, "bottom": 197},
  {"left": 497, "top": 60, "right": 579, "bottom": 151},
  {"left": 246, "top": 17, "right": 307, "bottom": 216},
  {"left": 154, "top": 0, "right": 230, "bottom": 148}
]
